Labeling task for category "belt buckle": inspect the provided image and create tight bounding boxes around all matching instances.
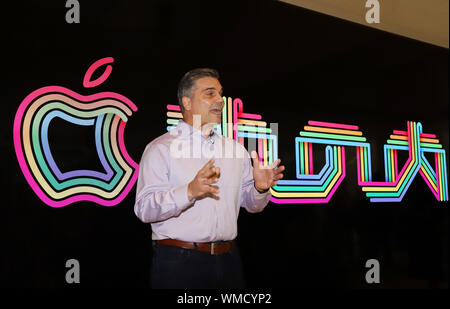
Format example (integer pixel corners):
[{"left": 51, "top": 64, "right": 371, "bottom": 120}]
[{"left": 210, "top": 242, "right": 215, "bottom": 255}]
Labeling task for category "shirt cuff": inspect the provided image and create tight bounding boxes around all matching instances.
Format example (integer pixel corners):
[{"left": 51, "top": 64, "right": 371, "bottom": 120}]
[
  {"left": 254, "top": 183, "right": 269, "bottom": 194},
  {"left": 173, "top": 183, "right": 195, "bottom": 210},
  {"left": 253, "top": 184, "right": 271, "bottom": 197}
]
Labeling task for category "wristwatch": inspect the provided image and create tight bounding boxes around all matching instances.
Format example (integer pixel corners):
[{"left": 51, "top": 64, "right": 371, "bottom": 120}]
[{"left": 254, "top": 183, "right": 269, "bottom": 194}]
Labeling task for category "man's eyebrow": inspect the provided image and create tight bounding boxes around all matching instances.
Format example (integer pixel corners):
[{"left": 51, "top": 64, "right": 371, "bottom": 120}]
[{"left": 202, "top": 87, "right": 223, "bottom": 95}]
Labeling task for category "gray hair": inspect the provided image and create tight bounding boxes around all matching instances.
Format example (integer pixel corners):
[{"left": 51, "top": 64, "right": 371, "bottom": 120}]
[{"left": 177, "top": 68, "right": 220, "bottom": 113}]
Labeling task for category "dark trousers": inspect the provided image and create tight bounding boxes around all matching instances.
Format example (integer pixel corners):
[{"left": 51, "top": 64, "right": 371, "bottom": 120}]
[{"left": 151, "top": 242, "right": 246, "bottom": 289}]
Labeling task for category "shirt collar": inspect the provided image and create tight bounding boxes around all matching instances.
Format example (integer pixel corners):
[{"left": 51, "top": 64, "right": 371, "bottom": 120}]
[{"left": 176, "top": 119, "right": 221, "bottom": 141}]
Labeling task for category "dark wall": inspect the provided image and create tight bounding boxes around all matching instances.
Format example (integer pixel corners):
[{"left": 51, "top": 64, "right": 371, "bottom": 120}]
[{"left": 1, "top": 0, "right": 448, "bottom": 288}]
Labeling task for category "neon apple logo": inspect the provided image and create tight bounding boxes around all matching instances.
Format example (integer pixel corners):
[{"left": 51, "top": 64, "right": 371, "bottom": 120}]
[{"left": 13, "top": 57, "right": 138, "bottom": 207}]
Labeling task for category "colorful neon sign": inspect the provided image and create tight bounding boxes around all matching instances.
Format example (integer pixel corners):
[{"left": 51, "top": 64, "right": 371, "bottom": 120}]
[
  {"left": 13, "top": 57, "right": 138, "bottom": 207},
  {"left": 166, "top": 98, "right": 448, "bottom": 204}
]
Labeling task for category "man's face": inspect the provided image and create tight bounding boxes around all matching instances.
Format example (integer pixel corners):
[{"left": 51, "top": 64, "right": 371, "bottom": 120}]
[{"left": 184, "top": 77, "right": 224, "bottom": 126}]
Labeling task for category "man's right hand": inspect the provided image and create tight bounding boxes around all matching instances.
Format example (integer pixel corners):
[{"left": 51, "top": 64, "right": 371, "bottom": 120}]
[{"left": 187, "top": 158, "right": 220, "bottom": 201}]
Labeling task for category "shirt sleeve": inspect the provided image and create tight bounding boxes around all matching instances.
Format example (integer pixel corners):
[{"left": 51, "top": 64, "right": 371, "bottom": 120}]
[
  {"left": 240, "top": 149, "right": 272, "bottom": 213},
  {"left": 134, "top": 142, "right": 195, "bottom": 223}
]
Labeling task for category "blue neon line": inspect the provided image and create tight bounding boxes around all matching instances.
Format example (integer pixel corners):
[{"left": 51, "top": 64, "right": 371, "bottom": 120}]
[
  {"left": 384, "top": 145, "right": 389, "bottom": 182},
  {"left": 278, "top": 146, "right": 334, "bottom": 186},
  {"left": 238, "top": 132, "right": 278, "bottom": 160},
  {"left": 296, "top": 137, "right": 370, "bottom": 148}
]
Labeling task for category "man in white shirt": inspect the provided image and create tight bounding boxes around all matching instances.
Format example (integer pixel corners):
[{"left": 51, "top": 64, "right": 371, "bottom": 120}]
[{"left": 134, "top": 68, "right": 284, "bottom": 288}]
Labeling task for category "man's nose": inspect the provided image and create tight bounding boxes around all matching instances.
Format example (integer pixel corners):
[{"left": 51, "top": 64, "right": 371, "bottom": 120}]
[{"left": 215, "top": 94, "right": 224, "bottom": 106}]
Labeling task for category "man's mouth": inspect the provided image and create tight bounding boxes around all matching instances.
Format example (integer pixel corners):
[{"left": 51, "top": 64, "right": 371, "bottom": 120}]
[{"left": 210, "top": 108, "right": 222, "bottom": 115}]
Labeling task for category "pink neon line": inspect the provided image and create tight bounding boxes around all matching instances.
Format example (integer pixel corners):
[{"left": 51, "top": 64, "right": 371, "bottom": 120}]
[
  {"left": 167, "top": 104, "right": 180, "bottom": 111},
  {"left": 435, "top": 153, "right": 441, "bottom": 200},
  {"left": 237, "top": 112, "right": 261, "bottom": 120},
  {"left": 258, "top": 138, "right": 263, "bottom": 163},
  {"left": 420, "top": 133, "right": 437, "bottom": 138},
  {"left": 270, "top": 147, "right": 346, "bottom": 204},
  {"left": 233, "top": 99, "right": 242, "bottom": 141},
  {"left": 309, "top": 142, "right": 313, "bottom": 174},
  {"left": 393, "top": 130, "right": 436, "bottom": 138},
  {"left": 356, "top": 146, "right": 362, "bottom": 184},
  {"left": 308, "top": 120, "right": 359, "bottom": 131},
  {"left": 83, "top": 57, "right": 114, "bottom": 88},
  {"left": 419, "top": 169, "right": 439, "bottom": 200}
]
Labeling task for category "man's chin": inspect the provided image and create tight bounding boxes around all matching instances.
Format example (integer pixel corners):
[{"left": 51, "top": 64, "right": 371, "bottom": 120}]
[{"left": 205, "top": 118, "right": 221, "bottom": 125}]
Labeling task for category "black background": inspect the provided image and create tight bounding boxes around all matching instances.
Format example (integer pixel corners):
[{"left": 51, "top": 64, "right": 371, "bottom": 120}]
[{"left": 0, "top": 0, "right": 448, "bottom": 288}]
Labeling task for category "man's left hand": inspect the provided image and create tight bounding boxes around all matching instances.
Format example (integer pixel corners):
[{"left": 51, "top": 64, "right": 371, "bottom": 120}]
[{"left": 251, "top": 150, "right": 285, "bottom": 192}]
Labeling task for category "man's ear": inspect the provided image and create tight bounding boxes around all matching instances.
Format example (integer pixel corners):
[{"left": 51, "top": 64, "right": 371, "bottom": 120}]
[{"left": 182, "top": 96, "right": 191, "bottom": 111}]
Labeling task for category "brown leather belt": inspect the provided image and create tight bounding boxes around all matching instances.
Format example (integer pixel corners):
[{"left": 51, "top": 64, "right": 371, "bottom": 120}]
[{"left": 154, "top": 239, "right": 235, "bottom": 255}]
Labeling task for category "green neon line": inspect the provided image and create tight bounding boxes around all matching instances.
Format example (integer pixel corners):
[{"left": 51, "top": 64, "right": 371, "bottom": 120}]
[
  {"left": 421, "top": 158, "right": 436, "bottom": 184},
  {"left": 268, "top": 139, "right": 273, "bottom": 164},
  {"left": 299, "top": 131, "right": 366, "bottom": 142},
  {"left": 222, "top": 96, "right": 227, "bottom": 137},
  {"left": 237, "top": 125, "right": 272, "bottom": 133},
  {"left": 421, "top": 143, "right": 442, "bottom": 149},
  {"left": 386, "top": 140, "right": 407, "bottom": 145},
  {"left": 442, "top": 154, "right": 448, "bottom": 201},
  {"left": 167, "top": 118, "right": 179, "bottom": 125},
  {"left": 273, "top": 146, "right": 339, "bottom": 191},
  {"left": 300, "top": 141, "right": 304, "bottom": 175},
  {"left": 387, "top": 139, "right": 442, "bottom": 149}
]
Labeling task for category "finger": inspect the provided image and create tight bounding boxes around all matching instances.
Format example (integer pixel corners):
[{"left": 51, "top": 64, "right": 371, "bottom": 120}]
[
  {"left": 199, "top": 158, "right": 215, "bottom": 173},
  {"left": 205, "top": 192, "right": 220, "bottom": 200},
  {"left": 273, "top": 165, "right": 285, "bottom": 174},
  {"left": 251, "top": 151, "right": 260, "bottom": 168},
  {"left": 270, "top": 181, "right": 277, "bottom": 187},
  {"left": 215, "top": 167, "right": 220, "bottom": 178},
  {"left": 269, "top": 158, "right": 281, "bottom": 169},
  {"left": 273, "top": 173, "right": 284, "bottom": 180},
  {"left": 207, "top": 185, "right": 220, "bottom": 194},
  {"left": 204, "top": 177, "right": 219, "bottom": 185},
  {"left": 202, "top": 166, "right": 217, "bottom": 178}
]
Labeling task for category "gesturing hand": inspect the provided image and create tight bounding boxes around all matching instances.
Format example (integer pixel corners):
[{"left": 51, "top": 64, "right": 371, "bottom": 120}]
[
  {"left": 251, "top": 150, "right": 285, "bottom": 192},
  {"left": 188, "top": 158, "right": 221, "bottom": 201}
]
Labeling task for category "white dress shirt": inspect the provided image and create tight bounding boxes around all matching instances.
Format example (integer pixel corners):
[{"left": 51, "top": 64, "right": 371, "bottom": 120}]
[{"left": 134, "top": 119, "right": 271, "bottom": 242}]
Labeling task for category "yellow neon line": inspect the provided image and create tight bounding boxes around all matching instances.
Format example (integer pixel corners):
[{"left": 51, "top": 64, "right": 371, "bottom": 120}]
[
  {"left": 390, "top": 134, "right": 408, "bottom": 140},
  {"left": 421, "top": 137, "right": 440, "bottom": 143},
  {"left": 363, "top": 122, "right": 417, "bottom": 192},
  {"left": 420, "top": 165, "right": 437, "bottom": 192},
  {"left": 227, "top": 97, "right": 232, "bottom": 138},
  {"left": 238, "top": 119, "right": 267, "bottom": 126},
  {"left": 263, "top": 139, "right": 268, "bottom": 166},
  {"left": 304, "top": 126, "right": 363, "bottom": 136},
  {"left": 167, "top": 111, "right": 183, "bottom": 118},
  {"left": 271, "top": 146, "right": 342, "bottom": 198},
  {"left": 390, "top": 134, "right": 439, "bottom": 144}
]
